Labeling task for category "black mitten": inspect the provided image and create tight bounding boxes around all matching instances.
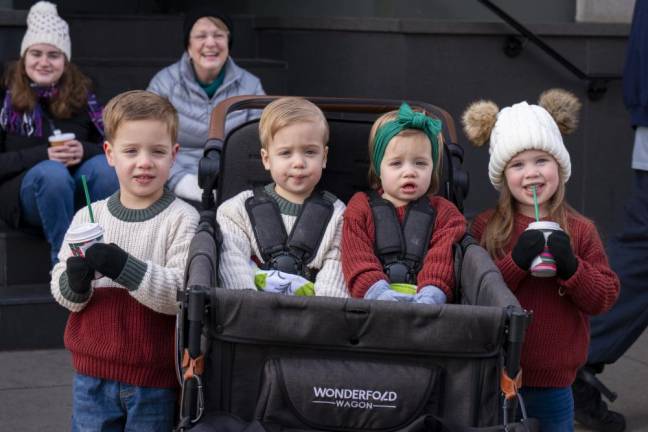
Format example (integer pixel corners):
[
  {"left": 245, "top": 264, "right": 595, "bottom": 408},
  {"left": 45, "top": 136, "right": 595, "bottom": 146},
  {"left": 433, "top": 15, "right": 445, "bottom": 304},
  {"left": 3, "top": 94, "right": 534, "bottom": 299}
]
[
  {"left": 85, "top": 243, "right": 129, "bottom": 280},
  {"left": 547, "top": 231, "right": 578, "bottom": 279},
  {"left": 66, "top": 256, "right": 93, "bottom": 294},
  {"left": 511, "top": 230, "right": 546, "bottom": 270}
]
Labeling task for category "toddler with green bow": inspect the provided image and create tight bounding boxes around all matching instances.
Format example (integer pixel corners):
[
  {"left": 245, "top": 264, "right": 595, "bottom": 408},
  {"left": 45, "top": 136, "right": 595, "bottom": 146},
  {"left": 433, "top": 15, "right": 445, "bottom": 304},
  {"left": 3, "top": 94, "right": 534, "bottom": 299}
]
[{"left": 341, "top": 102, "right": 466, "bottom": 303}]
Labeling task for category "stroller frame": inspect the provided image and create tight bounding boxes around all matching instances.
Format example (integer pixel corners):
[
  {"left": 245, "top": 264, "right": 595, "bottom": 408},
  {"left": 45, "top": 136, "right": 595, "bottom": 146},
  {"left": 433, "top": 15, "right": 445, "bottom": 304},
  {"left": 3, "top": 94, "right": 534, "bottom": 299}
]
[{"left": 176, "top": 96, "right": 534, "bottom": 432}]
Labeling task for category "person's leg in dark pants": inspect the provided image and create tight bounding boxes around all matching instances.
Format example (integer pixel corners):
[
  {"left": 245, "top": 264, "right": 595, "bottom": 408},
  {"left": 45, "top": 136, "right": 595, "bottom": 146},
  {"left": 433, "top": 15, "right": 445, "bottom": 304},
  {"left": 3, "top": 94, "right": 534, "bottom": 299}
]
[
  {"left": 573, "top": 170, "right": 648, "bottom": 432},
  {"left": 589, "top": 171, "right": 648, "bottom": 364},
  {"left": 519, "top": 387, "right": 574, "bottom": 432}
]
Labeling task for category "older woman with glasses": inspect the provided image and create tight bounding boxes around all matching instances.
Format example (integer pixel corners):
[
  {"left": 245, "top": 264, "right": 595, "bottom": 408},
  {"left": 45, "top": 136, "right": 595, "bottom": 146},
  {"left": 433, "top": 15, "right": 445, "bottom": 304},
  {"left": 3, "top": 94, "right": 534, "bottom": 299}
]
[{"left": 148, "top": 4, "right": 265, "bottom": 202}]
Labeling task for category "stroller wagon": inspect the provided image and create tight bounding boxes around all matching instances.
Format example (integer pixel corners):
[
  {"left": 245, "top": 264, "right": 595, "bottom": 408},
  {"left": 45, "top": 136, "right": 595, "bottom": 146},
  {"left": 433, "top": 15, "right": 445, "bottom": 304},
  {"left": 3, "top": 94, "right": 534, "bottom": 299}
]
[{"left": 176, "top": 97, "right": 536, "bottom": 432}]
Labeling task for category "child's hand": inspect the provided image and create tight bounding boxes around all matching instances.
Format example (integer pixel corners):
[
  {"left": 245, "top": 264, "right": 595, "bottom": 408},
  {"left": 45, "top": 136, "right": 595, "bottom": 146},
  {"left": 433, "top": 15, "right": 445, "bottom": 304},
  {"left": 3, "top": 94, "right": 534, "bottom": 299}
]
[
  {"left": 378, "top": 290, "right": 415, "bottom": 302},
  {"left": 66, "top": 256, "right": 93, "bottom": 294},
  {"left": 415, "top": 285, "right": 447, "bottom": 305},
  {"left": 512, "top": 230, "right": 545, "bottom": 270},
  {"left": 547, "top": 231, "right": 578, "bottom": 279},
  {"left": 85, "top": 243, "right": 129, "bottom": 280},
  {"left": 254, "top": 268, "right": 315, "bottom": 296},
  {"left": 365, "top": 280, "right": 415, "bottom": 302}
]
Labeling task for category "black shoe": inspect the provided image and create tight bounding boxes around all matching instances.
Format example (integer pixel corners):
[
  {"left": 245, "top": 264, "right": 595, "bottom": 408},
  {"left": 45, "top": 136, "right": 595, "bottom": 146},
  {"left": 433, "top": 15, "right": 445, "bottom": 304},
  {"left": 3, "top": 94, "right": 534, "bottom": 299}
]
[{"left": 573, "top": 372, "right": 626, "bottom": 432}]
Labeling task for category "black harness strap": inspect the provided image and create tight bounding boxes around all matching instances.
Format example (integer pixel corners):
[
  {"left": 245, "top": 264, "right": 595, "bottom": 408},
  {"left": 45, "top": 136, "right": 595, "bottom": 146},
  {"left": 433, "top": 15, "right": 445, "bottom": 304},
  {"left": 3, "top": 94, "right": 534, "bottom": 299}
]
[
  {"left": 369, "top": 191, "right": 436, "bottom": 284},
  {"left": 288, "top": 193, "right": 335, "bottom": 264},
  {"left": 246, "top": 187, "right": 288, "bottom": 261},
  {"left": 245, "top": 187, "right": 335, "bottom": 280}
]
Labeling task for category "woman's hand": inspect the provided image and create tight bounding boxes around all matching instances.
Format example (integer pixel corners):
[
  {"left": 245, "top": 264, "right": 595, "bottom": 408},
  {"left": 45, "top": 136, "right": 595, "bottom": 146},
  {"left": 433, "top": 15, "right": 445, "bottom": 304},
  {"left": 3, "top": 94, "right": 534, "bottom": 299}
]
[
  {"left": 47, "top": 144, "right": 72, "bottom": 164},
  {"left": 47, "top": 140, "right": 84, "bottom": 166},
  {"left": 62, "top": 140, "right": 84, "bottom": 166}
]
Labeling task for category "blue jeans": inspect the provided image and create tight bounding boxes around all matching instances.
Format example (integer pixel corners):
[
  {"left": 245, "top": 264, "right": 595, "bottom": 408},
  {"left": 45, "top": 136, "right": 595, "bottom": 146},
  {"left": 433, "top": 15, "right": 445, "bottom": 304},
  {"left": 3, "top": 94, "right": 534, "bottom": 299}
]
[
  {"left": 588, "top": 169, "right": 648, "bottom": 365},
  {"left": 20, "top": 155, "right": 118, "bottom": 265},
  {"left": 519, "top": 387, "right": 574, "bottom": 432},
  {"left": 71, "top": 373, "right": 177, "bottom": 432}
]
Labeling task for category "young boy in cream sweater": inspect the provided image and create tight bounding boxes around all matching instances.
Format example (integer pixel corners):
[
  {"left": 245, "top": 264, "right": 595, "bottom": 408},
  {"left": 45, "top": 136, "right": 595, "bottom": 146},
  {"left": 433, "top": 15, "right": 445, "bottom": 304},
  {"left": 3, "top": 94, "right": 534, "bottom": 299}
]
[
  {"left": 217, "top": 97, "right": 348, "bottom": 298},
  {"left": 51, "top": 90, "right": 198, "bottom": 431}
]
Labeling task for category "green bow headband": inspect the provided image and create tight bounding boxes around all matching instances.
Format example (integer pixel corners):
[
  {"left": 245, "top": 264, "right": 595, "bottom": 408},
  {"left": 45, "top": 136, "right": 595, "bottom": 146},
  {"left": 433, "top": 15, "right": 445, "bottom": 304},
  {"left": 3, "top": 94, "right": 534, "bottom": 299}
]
[{"left": 372, "top": 102, "right": 442, "bottom": 177}]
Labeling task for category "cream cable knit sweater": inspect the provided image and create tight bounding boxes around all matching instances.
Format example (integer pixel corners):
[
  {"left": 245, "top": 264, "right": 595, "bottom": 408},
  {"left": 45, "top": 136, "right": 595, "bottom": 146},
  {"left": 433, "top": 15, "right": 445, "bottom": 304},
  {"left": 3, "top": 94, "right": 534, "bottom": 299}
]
[
  {"left": 217, "top": 186, "right": 349, "bottom": 298},
  {"left": 51, "top": 190, "right": 199, "bottom": 315}
]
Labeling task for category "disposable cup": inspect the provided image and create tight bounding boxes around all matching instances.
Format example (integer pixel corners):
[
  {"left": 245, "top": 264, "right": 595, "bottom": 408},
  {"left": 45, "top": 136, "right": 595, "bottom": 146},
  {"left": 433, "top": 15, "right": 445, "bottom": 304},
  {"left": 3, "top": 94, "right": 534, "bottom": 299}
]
[
  {"left": 526, "top": 221, "right": 561, "bottom": 278},
  {"left": 390, "top": 283, "right": 417, "bottom": 295},
  {"left": 67, "top": 223, "right": 104, "bottom": 279},
  {"left": 48, "top": 131, "right": 75, "bottom": 147}
]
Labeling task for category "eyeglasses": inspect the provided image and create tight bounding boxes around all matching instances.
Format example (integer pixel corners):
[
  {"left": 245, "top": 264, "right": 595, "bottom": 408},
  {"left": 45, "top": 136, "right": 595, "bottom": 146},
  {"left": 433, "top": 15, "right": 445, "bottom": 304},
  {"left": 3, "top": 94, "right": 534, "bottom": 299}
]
[{"left": 191, "top": 31, "right": 228, "bottom": 41}]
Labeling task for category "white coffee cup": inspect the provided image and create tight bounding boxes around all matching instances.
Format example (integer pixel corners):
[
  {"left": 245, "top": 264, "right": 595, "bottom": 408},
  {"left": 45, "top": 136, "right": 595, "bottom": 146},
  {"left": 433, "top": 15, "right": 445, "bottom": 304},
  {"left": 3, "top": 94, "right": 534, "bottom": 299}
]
[
  {"left": 67, "top": 223, "right": 104, "bottom": 279},
  {"left": 48, "top": 130, "right": 76, "bottom": 147},
  {"left": 526, "top": 221, "right": 561, "bottom": 278}
]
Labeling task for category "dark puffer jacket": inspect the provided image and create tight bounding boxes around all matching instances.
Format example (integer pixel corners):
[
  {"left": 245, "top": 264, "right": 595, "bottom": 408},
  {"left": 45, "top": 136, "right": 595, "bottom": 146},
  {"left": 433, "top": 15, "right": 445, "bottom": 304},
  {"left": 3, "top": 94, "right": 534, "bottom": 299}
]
[
  {"left": 624, "top": 0, "right": 648, "bottom": 127},
  {"left": 0, "top": 88, "right": 104, "bottom": 228}
]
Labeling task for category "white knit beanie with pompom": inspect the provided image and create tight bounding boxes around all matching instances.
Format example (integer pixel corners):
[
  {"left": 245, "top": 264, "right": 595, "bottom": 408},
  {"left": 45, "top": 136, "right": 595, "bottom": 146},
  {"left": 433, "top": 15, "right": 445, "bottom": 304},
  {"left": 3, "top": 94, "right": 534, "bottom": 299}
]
[
  {"left": 462, "top": 89, "right": 581, "bottom": 190},
  {"left": 488, "top": 101, "right": 571, "bottom": 189},
  {"left": 20, "top": 1, "right": 71, "bottom": 60}
]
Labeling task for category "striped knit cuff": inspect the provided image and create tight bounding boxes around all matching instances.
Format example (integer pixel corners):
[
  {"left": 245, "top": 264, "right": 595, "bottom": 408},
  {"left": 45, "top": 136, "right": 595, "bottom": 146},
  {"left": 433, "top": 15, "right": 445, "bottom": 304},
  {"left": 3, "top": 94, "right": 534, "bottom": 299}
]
[
  {"left": 114, "top": 254, "right": 148, "bottom": 291},
  {"left": 59, "top": 272, "right": 92, "bottom": 304}
]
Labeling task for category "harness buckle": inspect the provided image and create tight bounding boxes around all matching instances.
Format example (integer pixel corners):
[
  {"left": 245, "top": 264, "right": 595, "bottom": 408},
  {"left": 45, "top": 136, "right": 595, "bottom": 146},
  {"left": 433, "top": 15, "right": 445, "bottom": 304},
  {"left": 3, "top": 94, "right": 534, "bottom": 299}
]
[
  {"left": 384, "top": 261, "right": 413, "bottom": 284},
  {"left": 269, "top": 252, "right": 302, "bottom": 275}
]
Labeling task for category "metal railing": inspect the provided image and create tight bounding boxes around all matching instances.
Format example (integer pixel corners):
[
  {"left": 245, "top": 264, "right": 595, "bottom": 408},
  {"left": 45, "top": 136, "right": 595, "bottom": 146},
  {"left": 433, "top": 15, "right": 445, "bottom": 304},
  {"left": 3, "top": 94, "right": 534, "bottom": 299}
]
[{"left": 478, "top": 0, "right": 622, "bottom": 101}]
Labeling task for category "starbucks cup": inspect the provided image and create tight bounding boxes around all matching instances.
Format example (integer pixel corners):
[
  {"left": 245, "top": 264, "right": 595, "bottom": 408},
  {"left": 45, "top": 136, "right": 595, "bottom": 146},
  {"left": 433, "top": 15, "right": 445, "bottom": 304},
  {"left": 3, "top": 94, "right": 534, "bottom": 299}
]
[
  {"left": 526, "top": 221, "right": 561, "bottom": 278},
  {"left": 48, "top": 131, "right": 75, "bottom": 147},
  {"left": 67, "top": 223, "right": 104, "bottom": 279}
]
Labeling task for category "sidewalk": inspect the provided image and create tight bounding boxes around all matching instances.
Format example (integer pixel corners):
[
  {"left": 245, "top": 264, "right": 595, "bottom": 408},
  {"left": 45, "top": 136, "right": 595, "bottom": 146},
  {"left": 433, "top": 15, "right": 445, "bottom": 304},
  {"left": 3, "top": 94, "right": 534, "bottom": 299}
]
[{"left": 1, "top": 332, "right": 647, "bottom": 431}]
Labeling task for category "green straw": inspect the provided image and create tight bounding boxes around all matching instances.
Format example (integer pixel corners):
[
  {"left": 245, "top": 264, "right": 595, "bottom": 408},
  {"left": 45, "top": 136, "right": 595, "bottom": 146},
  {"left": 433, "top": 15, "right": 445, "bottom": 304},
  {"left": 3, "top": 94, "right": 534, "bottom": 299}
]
[
  {"left": 81, "top": 175, "right": 95, "bottom": 223},
  {"left": 532, "top": 185, "right": 540, "bottom": 222}
]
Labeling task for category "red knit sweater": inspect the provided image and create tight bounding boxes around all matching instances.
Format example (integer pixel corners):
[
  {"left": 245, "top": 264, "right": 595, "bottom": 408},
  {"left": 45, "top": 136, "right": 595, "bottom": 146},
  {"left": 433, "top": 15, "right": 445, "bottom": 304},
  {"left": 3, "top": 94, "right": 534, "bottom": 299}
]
[
  {"left": 471, "top": 210, "right": 619, "bottom": 388},
  {"left": 341, "top": 192, "right": 466, "bottom": 300},
  {"left": 64, "top": 288, "right": 177, "bottom": 388}
]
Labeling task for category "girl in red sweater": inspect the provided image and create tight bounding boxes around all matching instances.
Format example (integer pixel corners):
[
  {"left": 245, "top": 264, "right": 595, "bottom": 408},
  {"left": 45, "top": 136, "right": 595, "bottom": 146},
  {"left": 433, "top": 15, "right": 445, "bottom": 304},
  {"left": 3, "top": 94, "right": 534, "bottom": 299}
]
[
  {"left": 464, "top": 89, "right": 619, "bottom": 431},
  {"left": 341, "top": 103, "right": 466, "bottom": 304}
]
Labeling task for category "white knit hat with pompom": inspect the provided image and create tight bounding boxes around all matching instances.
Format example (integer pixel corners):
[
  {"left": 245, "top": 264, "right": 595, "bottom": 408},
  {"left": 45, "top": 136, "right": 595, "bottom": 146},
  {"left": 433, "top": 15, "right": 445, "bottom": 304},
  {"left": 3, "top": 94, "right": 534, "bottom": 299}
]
[
  {"left": 20, "top": 1, "right": 71, "bottom": 60},
  {"left": 462, "top": 89, "right": 581, "bottom": 190},
  {"left": 488, "top": 101, "right": 571, "bottom": 188}
]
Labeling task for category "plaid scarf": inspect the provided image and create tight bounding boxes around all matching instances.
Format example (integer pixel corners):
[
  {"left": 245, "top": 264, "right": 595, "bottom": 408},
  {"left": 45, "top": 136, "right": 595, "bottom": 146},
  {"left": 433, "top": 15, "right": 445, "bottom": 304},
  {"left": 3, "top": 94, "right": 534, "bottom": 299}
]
[{"left": 0, "top": 86, "right": 104, "bottom": 138}]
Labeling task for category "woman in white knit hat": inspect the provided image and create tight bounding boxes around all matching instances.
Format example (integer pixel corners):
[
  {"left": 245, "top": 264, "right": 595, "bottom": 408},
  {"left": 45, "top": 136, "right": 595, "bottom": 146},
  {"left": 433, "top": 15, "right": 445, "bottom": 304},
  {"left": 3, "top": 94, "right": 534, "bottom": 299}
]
[
  {"left": 464, "top": 90, "right": 620, "bottom": 431},
  {"left": 0, "top": 1, "right": 118, "bottom": 266}
]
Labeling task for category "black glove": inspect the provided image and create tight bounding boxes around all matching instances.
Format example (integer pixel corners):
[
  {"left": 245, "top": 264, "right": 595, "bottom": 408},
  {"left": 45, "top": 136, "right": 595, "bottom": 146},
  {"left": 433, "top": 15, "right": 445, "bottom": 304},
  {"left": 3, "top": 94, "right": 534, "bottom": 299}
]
[
  {"left": 511, "top": 230, "right": 546, "bottom": 271},
  {"left": 547, "top": 231, "right": 578, "bottom": 279},
  {"left": 85, "top": 243, "right": 129, "bottom": 281},
  {"left": 66, "top": 256, "right": 93, "bottom": 294}
]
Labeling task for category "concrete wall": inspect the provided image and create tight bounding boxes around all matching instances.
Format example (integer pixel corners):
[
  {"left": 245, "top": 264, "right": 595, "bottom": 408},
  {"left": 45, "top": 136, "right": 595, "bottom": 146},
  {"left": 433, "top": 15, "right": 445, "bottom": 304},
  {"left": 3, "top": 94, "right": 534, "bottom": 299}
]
[
  {"left": 253, "top": 18, "right": 631, "bottom": 240},
  {"left": 8, "top": 0, "right": 633, "bottom": 23},
  {"left": 10, "top": 0, "right": 578, "bottom": 22},
  {"left": 576, "top": 0, "right": 635, "bottom": 23}
]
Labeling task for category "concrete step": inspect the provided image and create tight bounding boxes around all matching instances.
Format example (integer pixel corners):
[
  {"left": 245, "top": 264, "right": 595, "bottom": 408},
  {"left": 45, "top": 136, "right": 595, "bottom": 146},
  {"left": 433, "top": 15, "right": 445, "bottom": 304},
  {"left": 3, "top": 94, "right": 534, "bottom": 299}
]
[
  {"left": 0, "top": 229, "right": 50, "bottom": 288},
  {"left": 0, "top": 289, "right": 67, "bottom": 350},
  {"left": 0, "top": 228, "right": 65, "bottom": 350}
]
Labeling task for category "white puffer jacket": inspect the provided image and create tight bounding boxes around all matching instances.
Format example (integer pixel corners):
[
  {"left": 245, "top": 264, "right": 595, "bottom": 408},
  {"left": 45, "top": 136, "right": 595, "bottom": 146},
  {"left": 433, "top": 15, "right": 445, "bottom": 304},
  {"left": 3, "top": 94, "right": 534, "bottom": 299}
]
[{"left": 147, "top": 53, "right": 265, "bottom": 189}]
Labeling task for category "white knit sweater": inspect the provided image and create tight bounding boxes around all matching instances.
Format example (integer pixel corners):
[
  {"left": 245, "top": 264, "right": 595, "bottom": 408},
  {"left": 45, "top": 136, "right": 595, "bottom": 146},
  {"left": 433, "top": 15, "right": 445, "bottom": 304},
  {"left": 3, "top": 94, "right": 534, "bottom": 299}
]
[
  {"left": 217, "top": 186, "right": 349, "bottom": 298},
  {"left": 51, "top": 190, "right": 199, "bottom": 315}
]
